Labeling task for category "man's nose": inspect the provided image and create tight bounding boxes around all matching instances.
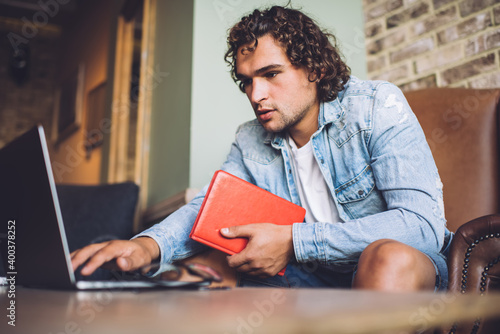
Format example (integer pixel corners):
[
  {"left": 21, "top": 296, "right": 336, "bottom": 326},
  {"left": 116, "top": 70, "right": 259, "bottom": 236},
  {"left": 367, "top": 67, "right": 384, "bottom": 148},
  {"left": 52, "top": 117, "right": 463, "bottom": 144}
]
[{"left": 249, "top": 79, "right": 268, "bottom": 104}]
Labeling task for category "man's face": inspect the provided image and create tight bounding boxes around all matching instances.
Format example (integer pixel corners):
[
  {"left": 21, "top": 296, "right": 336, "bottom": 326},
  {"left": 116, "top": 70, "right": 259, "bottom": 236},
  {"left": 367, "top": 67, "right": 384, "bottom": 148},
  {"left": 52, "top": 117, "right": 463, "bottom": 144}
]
[{"left": 235, "top": 34, "right": 320, "bottom": 136}]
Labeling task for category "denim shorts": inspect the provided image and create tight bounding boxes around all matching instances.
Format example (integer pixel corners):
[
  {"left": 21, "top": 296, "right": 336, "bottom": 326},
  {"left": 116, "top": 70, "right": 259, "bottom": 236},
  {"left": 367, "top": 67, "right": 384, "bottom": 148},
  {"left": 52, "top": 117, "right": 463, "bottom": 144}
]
[
  {"left": 237, "top": 261, "right": 355, "bottom": 288},
  {"left": 426, "top": 231, "right": 453, "bottom": 292},
  {"left": 238, "top": 234, "right": 453, "bottom": 291}
]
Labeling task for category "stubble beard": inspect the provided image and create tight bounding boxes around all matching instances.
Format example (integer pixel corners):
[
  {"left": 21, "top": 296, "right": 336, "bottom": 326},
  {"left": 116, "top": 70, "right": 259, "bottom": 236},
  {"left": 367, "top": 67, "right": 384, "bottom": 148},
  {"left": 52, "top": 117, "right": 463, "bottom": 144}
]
[{"left": 259, "top": 102, "right": 314, "bottom": 134}]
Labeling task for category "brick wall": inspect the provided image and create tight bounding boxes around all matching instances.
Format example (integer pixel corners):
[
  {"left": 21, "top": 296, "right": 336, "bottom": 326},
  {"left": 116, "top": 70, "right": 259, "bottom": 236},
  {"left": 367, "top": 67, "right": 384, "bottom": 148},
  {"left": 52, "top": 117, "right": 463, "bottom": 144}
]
[
  {"left": 363, "top": 0, "right": 500, "bottom": 90},
  {"left": 0, "top": 17, "right": 60, "bottom": 148}
]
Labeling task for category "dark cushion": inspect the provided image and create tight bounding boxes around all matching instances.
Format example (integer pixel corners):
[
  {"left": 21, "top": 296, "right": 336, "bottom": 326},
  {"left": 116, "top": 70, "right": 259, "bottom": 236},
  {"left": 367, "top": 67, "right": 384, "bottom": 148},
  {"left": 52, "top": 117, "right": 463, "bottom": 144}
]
[
  {"left": 56, "top": 182, "right": 139, "bottom": 280},
  {"left": 56, "top": 182, "right": 139, "bottom": 252}
]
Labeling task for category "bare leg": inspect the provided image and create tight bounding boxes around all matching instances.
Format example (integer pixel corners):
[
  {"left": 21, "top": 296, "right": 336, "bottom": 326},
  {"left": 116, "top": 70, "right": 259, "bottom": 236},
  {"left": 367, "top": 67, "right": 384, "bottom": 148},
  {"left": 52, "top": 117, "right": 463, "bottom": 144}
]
[{"left": 353, "top": 239, "right": 436, "bottom": 291}]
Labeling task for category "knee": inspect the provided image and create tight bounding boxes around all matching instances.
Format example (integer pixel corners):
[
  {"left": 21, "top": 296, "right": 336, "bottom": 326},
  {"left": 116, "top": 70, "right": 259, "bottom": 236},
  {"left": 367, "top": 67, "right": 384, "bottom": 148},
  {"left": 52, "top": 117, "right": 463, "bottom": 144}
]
[
  {"left": 354, "top": 239, "right": 433, "bottom": 291},
  {"left": 359, "top": 239, "right": 416, "bottom": 273},
  {"left": 354, "top": 239, "right": 418, "bottom": 289}
]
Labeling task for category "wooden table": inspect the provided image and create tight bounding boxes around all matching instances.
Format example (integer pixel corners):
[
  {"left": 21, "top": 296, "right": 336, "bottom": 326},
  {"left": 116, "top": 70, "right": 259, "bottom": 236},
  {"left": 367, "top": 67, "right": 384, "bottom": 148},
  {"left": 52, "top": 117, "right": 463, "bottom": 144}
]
[{"left": 1, "top": 286, "right": 500, "bottom": 334}]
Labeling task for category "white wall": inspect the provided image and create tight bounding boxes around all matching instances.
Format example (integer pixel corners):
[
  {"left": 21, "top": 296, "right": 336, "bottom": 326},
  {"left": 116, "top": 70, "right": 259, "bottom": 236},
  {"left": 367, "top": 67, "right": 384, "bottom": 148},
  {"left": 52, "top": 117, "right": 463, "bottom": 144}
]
[{"left": 190, "top": 0, "right": 366, "bottom": 189}]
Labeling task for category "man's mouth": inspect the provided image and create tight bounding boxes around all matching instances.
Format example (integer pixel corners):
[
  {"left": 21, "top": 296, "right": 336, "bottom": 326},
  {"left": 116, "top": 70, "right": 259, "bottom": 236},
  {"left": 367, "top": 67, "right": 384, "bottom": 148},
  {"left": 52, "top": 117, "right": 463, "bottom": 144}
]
[
  {"left": 256, "top": 109, "right": 275, "bottom": 122},
  {"left": 257, "top": 108, "right": 274, "bottom": 114}
]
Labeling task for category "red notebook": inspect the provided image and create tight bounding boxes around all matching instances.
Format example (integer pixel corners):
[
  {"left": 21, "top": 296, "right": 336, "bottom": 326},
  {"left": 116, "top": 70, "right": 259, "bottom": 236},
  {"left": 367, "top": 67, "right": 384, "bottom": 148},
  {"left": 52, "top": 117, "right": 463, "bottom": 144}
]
[{"left": 190, "top": 170, "right": 306, "bottom": 276}]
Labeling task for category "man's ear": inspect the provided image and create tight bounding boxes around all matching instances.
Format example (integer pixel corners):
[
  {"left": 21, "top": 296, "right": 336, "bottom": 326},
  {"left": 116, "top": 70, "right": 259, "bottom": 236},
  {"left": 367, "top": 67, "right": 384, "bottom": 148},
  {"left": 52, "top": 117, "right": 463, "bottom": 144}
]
[{"left": 309, "top": 69, "right": 325, "bottom": 82}]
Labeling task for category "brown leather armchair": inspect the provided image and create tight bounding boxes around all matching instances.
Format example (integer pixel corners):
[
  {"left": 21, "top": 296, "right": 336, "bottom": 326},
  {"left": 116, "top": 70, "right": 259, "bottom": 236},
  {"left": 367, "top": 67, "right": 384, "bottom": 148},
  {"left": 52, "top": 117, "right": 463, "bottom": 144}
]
[{"left": 404, "top": 88, "right": 500, "bottom": 334}]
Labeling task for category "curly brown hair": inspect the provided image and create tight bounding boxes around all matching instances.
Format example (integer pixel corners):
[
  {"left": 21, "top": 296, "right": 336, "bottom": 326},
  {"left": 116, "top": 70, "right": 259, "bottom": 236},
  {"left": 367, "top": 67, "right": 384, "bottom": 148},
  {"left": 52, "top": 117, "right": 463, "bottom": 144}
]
[{"left": 225, "top": 5, "right": 351, "bottom": 102}]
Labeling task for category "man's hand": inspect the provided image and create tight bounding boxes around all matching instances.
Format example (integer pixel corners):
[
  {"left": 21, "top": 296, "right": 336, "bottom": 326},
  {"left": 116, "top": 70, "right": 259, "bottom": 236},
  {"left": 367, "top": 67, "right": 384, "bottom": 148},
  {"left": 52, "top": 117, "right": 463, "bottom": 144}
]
[
  {"left": 220, "top": 223, "right": 294, "bottom": 277},
  {"left": 70, "top": 237, "right": 160, "bottom": 276}
]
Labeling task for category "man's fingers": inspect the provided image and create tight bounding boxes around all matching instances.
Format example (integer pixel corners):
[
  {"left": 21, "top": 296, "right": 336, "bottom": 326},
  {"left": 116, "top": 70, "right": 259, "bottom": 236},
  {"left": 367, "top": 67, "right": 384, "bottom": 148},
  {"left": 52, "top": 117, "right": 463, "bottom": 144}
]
[
  {"left": 226, "top": 255, "right": 274, "bottom": 276},
  {"left": 116, "top": 257, "right": 132, "bottom": 271},
  {"left": 226, "top": 253, "right": 246, "bottom": 269},
  {"left": 79, "top": 246, "right": 122, "bottom": 276},
  {"left": 76, "top": 241, "right": 136, "bottom": 276},
  {"left": 226, "top": 251, "right": 258, "bottom": 271},
  {"left": 70, "top": 242, "right": 109, "bottom": 272},
  {"left": 223, "top": 223, "right": 292, "bottom": 278},
  {"left": 70, "top": 239, "right": 157, "bottom": 276},
  {"left": 220, "top": 224, "right": 258, "bottom": 238}
]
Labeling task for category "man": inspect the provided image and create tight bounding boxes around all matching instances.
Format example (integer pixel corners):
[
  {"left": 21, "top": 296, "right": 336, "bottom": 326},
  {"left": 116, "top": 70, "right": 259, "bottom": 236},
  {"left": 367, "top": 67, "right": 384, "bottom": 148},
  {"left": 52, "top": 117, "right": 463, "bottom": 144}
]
[{"left": 71, "top": 6, "right": 452, "bottom": 291}]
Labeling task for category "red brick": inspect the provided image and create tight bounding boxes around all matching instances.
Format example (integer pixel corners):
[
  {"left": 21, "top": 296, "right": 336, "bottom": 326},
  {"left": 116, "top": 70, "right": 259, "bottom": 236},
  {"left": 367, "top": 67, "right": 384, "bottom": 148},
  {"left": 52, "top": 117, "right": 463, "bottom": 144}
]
[
  {"left": 399, "top": 74, "right": 437, "bottom": 91},
  {"left": 465, "top": 29, "right": 500, "bottom": 56},
  {"left": 412, "top": 6, "right": 458, "bottom": 36},
  {"left": 390, "top": 37, "right": 434, "bottom": 63},
  {"left": 468, "top": 71, "right": 500, "bottom": 88},
  {"left": 494, "top": 5, "right": 500, "bottom": 25},
  {"left": 441, "top": 53, "right": 496, "bottom": 85},
  {"left": 437, "top": 12, "right": 492, "bottom": 45},
  {"left": 386, "top": 2, "right": 430, "bottom": 29},
  {"left": 459, "top": 0, "right": 500, "bottom": 18},
  {"left": 367, "top": 55, "right": 387, "bottom": 73},
  {"left": 365, "top": 0, "right": 404, "bottom": 21},
  {"left": 366, "top": 21, "right": 384, "bottom": 38},
  {"left": 414, "top": 43, "right": 463, "bottom": 73},
  {"left": 432, "top": 0, "right": 456, "bottom": 10},
  {"left": 371, "top": 64, "right": 409, "bottom": 82},
  {"left": 367, "top": 30, "right": 406, "bottom": 54}
]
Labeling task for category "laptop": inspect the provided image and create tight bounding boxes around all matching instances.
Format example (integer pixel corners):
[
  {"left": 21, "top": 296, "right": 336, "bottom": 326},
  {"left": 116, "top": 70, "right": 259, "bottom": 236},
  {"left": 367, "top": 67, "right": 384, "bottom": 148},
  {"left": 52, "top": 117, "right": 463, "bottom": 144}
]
[{"left": 0, "top": 125, "right": 204, "bottom": 290}]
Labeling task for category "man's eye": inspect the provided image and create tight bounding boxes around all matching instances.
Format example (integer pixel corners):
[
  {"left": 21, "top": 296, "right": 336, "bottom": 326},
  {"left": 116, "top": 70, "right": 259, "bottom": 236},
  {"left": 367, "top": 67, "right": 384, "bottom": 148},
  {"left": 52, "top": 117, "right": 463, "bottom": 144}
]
[
  {"left": 266, "top": 72, "right": 278, "bottom": 78},
  {"left": 242, "top": 78, "right": 252, "bottom": 87}
]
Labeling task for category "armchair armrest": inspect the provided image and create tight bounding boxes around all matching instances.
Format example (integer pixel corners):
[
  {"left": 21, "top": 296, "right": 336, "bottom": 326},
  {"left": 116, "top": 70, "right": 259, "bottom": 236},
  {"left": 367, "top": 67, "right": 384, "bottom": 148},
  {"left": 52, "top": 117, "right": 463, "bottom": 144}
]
[
  {"left": 447, "top": 214, "right": 500, "bottom": 334},
  {"left": 448, "top": 214, "right": 500, "bottom": 294}
]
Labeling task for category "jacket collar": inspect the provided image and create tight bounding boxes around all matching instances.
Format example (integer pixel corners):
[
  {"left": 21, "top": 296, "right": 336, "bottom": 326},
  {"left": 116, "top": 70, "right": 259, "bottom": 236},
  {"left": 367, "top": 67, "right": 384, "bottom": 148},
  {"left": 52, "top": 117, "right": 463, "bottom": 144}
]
[
  {"left": 320, "top": 94, "right": 345, "bottom": 127},
  {"left": 266, "top": 77, "right": 350, "bottom": 148}
]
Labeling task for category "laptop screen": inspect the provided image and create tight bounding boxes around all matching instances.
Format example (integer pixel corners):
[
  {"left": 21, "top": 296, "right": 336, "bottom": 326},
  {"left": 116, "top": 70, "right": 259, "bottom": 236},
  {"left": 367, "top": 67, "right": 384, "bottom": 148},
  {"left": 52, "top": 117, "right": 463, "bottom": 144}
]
[{"left": 0, "top": 125, "right": 75, "bottom": 289}]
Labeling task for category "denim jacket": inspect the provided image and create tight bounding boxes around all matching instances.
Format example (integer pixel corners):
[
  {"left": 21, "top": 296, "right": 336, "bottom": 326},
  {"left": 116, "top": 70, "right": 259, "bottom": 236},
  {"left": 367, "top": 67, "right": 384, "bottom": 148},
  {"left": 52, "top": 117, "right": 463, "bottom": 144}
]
[{"left": 136, "top": 76, "right": 451, "bottom": 275}]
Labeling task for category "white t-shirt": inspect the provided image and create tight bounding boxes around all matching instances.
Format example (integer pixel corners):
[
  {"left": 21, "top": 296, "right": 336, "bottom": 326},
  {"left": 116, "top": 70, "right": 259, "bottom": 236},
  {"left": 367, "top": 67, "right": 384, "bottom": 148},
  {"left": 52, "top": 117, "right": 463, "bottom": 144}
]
[{"left": 288, "top": 137, "right": 341, "bottom": 223}]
